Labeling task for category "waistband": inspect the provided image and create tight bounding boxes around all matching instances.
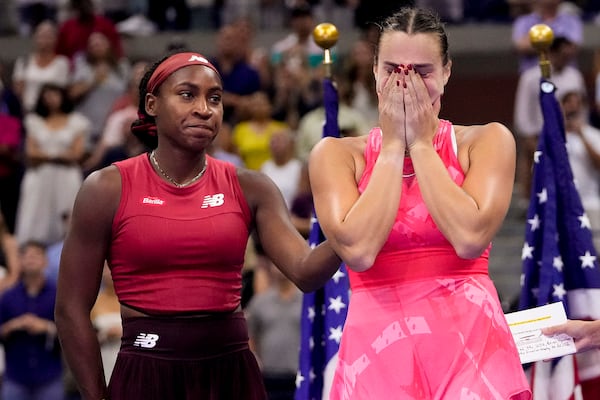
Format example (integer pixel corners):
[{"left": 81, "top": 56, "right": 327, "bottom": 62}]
[
  {"left": 349, "top": 248, "right": 489, "bottom": 290},
  {"left": 120, "top": 311, "right": 249, "bottom": 360}
]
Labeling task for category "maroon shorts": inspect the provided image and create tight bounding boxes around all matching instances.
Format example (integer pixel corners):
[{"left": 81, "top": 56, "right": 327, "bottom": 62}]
[{"left": 108, "top": 312, "right": 267, "bottom": 400}]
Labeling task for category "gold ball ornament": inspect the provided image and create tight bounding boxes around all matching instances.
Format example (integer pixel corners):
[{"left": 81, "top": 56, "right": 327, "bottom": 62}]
[
  {"left": 529, "top": 24, "right": 554, "bottom": 52},
  {"left": 313, "top": 23, "right": 339, "bottom": 51}
]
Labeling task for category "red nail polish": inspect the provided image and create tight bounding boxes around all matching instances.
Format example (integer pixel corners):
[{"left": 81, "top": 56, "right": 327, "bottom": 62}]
[
  {"left": 403, "top": 82, "right": 407, "bottom": 88},
  {"left": 396, "top": 80, "right": 400, "bottom": 86},
  {"left": 407, "top": 64, "right": 413, "bottom": 70},
  {"left": 404, "top": 69, "right": 409, "bottom": 75}
]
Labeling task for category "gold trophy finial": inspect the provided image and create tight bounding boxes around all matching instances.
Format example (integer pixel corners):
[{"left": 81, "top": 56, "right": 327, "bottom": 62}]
[
  {"left": 529, "top": 24, "right": 554, "bottom": 79},
  {"left": 313, "top": 23, "right": 339, "bottom": 78}
]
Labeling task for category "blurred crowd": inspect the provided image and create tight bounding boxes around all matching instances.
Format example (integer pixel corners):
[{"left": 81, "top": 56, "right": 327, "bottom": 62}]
[
  {"left": 1, "top": 0, "right": 600, "bottom": 37},
  {"left": 1, "top": 0, "right": 600, "bottom": 399}
]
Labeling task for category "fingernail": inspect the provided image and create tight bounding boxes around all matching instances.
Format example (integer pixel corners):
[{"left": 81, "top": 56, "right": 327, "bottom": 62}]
[
  {"left": 407, "top": 64, "right": 413, "bottom": 70},
  {"left": 403, "top": 82, "right": 407, "bottom": 88},
  {"left": 404, "top": 69, "right": 409, "bottom": 75},
  {"left": 396, "top": 80, "right": 400, "bottom": 86}
]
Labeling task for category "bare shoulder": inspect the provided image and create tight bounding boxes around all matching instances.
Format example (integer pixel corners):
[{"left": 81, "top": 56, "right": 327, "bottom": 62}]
[
  {"left": 311, "top": 135, "right": 367, "bottom": 159},
  {"left": 454, "top": 122, "right": 515, "bottom": 149},
  {"left": 236, "top": 167, "right": 273, "bottom": 189},
  {"left": 236, "top": 167, "right": 282, "bottom": 213},
  {"left": 81, "top": 165, "right": 122, "bottom": 198},
  {"left": 310, "top": 135, "right": 368, "bottom": 175},
  {"left": 74, "top": 165, "right": 122, "bottom": 220}
]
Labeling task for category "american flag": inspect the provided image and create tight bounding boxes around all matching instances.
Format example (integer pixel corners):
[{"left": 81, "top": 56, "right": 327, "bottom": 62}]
[
  {"left": 295, "top": 77, "right": 350, "bottom": 400},
  {"left": 519, "top": 78, "right": 600, "bottom": 399}
]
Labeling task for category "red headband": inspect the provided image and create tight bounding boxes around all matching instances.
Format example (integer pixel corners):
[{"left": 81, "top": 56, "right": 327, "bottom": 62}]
[{"left": 146, "top": 52, "right": 220, "bottom": 94}]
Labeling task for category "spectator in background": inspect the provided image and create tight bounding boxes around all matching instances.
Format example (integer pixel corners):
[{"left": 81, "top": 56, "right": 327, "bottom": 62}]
[
  {"left": 12, "top": 19, "right": 70, "bottom": 113},
  {"left": 271, "top": 4, "right": 323, "bottom": 71},
  {"left": 231, "top": 17, "right": 272, "bottom": 92},
  {"left": 269, "top": 48, "right": 323, "bottom": 130},
  {"left": 231, "top": 91, "right": 289, "bottom": 170},
  {"left": 295, "top": 73, "right": 370, "bottom": 162},
  {"left": 246, "top": 263, "right": 302, "bottom": 400},
  {"left": 82, "top": 60, "right": 147, "bottom": 173},
  {"left": 260, "top": 129, "right": 303, "bottom": 209},
  {"left": 56, "top": 0, "right": 124, "bottom": 63},
  {"left": 15, "top": 83, "right": 90, "bottom": 246},
  {"left": 341, "top": 37, "right": 379, "bottom": 128},
  {"left": 0, "top": 64, "right": 24, "bottom": 234},
  {"left": 513, "top": 36, "right": 585, "bottom": 206},
  {"left": 0, "top": 241, "right": 63, "bottom": 400},
  {"left": 210, "top": 23, "right": 262, "bottom": 124},
  {"left": 561, "top": 90, "right": 600, "bottom": 247},
  {"left": 69, "top": 31, "right": 129, "bottom": 150},
  {"left": 207, "top": 121, "right": 244, "bottom": 167},
  {"left": 512, "top": 0, "right": 583, "bottom": 73}
]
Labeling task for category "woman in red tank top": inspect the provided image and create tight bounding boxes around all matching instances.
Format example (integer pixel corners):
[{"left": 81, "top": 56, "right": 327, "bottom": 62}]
[{"left": 54, "top": 50, "right": 342, "bottom": 400}]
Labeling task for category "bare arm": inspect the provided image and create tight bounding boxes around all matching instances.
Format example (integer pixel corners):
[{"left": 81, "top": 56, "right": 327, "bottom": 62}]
[
  {"left": 409, "top": 123, "right": 515, "bottom": 258},
  {"left": 55, "top": 166, "right": 120, "bottom": 400},
  {"left": 309, "top": 137, "right": 405, "bottom": 272},
  {"left": 238, "top": 169, "right": 341, "bottom": 292},
  {"left": 404, "top": 68, "right": 515, "bottom": 258},
  {"left": 308, "top": 68, "right": 408, "bottom": 272}
]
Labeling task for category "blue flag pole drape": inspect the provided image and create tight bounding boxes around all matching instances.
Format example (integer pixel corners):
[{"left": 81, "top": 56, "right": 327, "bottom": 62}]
[
  {"left": 519, "top": 78, "right": 600, "bottom": 399},
  {"left": 295, "top": 77, "right": 350, "bottom": 400}
]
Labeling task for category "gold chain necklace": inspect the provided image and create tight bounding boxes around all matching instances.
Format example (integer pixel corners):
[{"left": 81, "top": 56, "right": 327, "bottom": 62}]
[{"left": 150, "top": 150, "right": 207, "bottom": 188}]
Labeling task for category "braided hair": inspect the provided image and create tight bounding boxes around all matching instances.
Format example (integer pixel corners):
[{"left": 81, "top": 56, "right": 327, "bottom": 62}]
[
  {"left": 130, "top": 49, "right": 195, "bottom": 149},
  {"left": 375, "top": 7, "right": 450, "bottom": 67}
]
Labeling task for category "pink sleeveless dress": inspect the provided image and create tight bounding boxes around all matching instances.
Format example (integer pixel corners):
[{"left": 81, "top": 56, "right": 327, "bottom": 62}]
[{"left": 329, "top": 121, "right": 531, "bottom": 400}]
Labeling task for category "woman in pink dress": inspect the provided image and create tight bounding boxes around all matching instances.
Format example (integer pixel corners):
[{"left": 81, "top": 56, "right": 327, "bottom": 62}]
[{"left": 309, "top": 7, "right": 532, "bottom": 400}]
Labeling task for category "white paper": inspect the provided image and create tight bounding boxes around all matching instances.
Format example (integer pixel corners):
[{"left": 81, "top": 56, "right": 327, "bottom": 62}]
[{"left": 504, "top": 302, "right": 576, "bottom": 364}]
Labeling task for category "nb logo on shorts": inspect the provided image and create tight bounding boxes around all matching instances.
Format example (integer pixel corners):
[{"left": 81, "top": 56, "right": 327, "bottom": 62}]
[
  {"left": 201, "top": 193, "right": 225, "bottom": 208},
  {"left": 133, "top": 333, "right": 159, "bottom": 348}
]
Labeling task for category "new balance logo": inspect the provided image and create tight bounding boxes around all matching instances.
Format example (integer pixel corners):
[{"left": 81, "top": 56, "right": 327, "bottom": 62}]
[
  {"left": 201, "top": 193, "right": 225, "bottom": 208},
  {"left": 133, "top": 333, "right": 159, "bottom": 348},
  {"left": 142, "top": 197, "right": 164, "bottom": 205},
  {"left": 188, "top": 55, "right": 209, "bottom": 63}
]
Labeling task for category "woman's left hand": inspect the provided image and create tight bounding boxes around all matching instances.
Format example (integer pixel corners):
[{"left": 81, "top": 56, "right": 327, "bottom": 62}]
[{"left": 403, "top": 65, "right": 439, "bottom": 151}]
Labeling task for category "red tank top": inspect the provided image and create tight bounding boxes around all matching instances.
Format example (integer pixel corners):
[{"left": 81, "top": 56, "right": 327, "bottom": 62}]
[{"left": 110, "top": 154, "right": 251, "bottom": 314}]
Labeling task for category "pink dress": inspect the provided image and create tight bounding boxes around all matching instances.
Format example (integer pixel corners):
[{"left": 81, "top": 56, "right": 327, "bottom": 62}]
[{"left": 329, "top": 121, "right": 531, "bottom": 400}]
